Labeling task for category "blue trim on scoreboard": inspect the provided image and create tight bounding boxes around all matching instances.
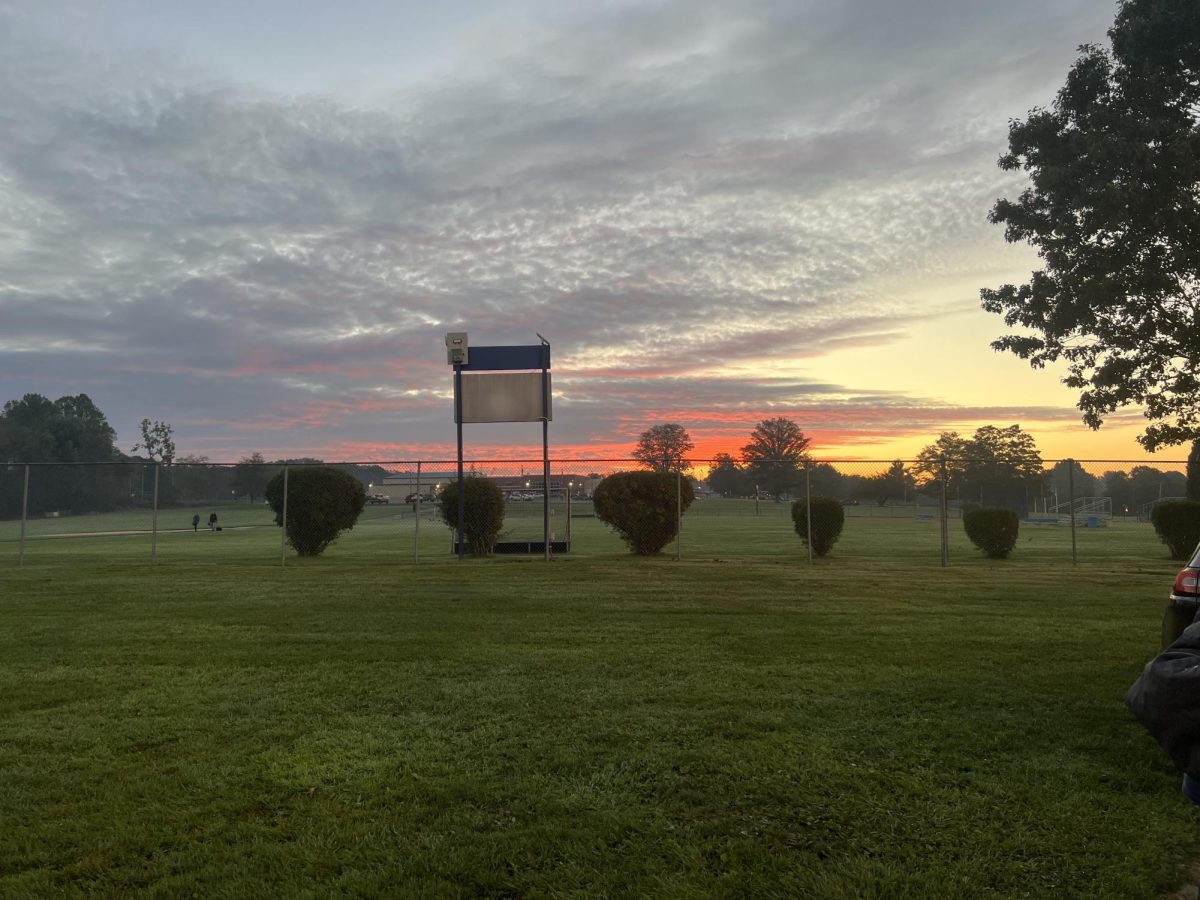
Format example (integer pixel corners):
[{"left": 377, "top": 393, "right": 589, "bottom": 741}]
[{"left": 460, "top": 344, "right": 550, "bottom": 372}]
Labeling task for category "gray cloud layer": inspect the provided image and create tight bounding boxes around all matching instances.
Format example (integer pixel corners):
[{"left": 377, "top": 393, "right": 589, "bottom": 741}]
[{"left": 0, "top": 0, "right": 1115, "bottom": 458}]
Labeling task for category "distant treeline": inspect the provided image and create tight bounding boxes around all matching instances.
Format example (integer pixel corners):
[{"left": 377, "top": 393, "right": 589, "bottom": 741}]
[{"left": 0, "top": 393, "right": 387, "bottom": 519}]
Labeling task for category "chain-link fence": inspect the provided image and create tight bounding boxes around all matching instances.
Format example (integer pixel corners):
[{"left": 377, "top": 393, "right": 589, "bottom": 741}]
[{"left": 0, "top": 457, "right": 1189, "bottom": 567}]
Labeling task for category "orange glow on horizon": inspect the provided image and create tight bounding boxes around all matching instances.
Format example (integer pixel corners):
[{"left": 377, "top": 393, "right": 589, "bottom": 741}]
[
  {"left": 258, "top": 418, "right": 1180, "bottom": 470},
  {"left": 178, "top": 385, "right": 1178, "bottom": 467}
]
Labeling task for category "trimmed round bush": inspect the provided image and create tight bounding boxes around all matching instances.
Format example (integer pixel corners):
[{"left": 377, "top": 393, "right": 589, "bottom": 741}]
[
  {"left": 438, "top": 477, "right": 505, "bottom": 556},
  {"left": 790, "top": 496, "right": 845, "bottom": 557},
  {"left": 963, "top": 507, "right": 1019, "bottom": 559},
  {"left": 1150, "top": 499, "right": 1200, "bottom": 560},
  {"left": 265, "top": 466, "right": 366, "bottom": 557},
  {"left": 593, "top": 471, "right": 694, "bottom": 555}
]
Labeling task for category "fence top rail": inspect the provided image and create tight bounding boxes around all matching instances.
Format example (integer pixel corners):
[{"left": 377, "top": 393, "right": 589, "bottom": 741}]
[{"left": 3, "top": 456, "right": 1189, "bottom": 467}]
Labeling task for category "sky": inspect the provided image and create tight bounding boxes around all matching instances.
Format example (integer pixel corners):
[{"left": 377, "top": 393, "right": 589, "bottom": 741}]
[{"left": 0, "top": 0, "right": 1176, "bottom": 465}]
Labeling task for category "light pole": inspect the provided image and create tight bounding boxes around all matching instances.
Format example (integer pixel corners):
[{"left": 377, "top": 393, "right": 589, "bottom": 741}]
[
  {"left": 446, "top": 331, "right": 468, "bottom": 560},
  {"left": 566, "top": 481, "right": 573, "bottom": 545}
]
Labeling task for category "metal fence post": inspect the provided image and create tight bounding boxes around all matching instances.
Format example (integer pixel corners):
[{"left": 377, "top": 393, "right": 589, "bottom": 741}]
[
  {"left": 455, "top": 368, "right": 465, "bottom": 562},
  {"left": 280, "top": 465, "right": 289, "bottom": 567},
  {"left": 1068, "top": 458, "right": 1078, "bottom": 566},
  {"left": 544, "top": 439, "right": 551, "bottom": 563},
  {"left": 151, "top": 463, "right": 159, "bottom": 563},
  {"left": 805, "top": 462, "right": 814, "bottom": 564},
  {"left": 675, "top": 468, "right": 682, "bottom": 561},
  {"left": 939, "top": 456, "right": 949, "bottom": 567},
  {"left": 414, "top": 460, "right": 421, "bottom": 565},
  {"left": 18, "top": 464, "right": 29, "bottom": 568}
]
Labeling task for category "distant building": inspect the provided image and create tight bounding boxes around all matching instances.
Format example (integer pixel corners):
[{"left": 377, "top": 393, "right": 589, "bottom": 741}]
[
  {"left": 376, "top": 471, "right": 599, "bottom": 501},
  {"left": 378, "top": 471, "right": 458, "bottom": 501}
]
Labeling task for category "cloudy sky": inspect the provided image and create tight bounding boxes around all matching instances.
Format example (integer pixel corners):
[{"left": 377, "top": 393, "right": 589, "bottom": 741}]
[{"left": 0, "top": 0, "right": 1165, "bottom": 464}]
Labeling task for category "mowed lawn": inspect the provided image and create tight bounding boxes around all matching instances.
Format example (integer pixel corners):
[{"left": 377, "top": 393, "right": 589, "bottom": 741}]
[
  {"left": 0, "top": 497, "right": 1172, "bottom": 566},
  {"left": 1, "top": 515, "right": 1198, "bottom": 897}
]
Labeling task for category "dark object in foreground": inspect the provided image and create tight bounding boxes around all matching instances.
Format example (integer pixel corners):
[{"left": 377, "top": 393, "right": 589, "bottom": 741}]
[
  {"left": 1162, "top": 544, "right": 1200, "bottom": 649},
  {"left": 1185, "top": 773, "right": 1200, "bottom": 806},
  {"left": 1127, "top": 621, "right": 1200, "bottom": 778},
  {"left": 1163, "top": 600, "right": 1199, "bottom": 651}
]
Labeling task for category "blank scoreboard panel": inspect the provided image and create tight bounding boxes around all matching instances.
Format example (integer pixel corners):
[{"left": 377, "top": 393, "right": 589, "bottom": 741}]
[{"left": 458, "top": 372, "right": 551, "bottom": 423}]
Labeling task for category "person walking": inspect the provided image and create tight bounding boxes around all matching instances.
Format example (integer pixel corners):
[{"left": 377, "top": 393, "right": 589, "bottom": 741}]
[
  {"left": 191, "top": 513, "right": 200, "bottom": 532},
  {"left": 208, "top": 512, "right": 218, "bottom": 532}
]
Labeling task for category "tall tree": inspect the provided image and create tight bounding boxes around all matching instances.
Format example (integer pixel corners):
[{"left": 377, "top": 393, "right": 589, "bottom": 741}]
[
  {"left": 1189, "top": 442, "right": 1200, "bottom": 500},
  {"left": 863, "top": 460, "right": 914, "bottom": 507},
  {"left": 912, "top": 431, "right": 974, "bottom": 495},
  {"left": 808, "top": 462, "right": 844, "bottom": 498},
  {"left": 172, "top": 454, "right": 215, "bottom": 503},
  {"left": 980, "top": 0, "right": 1200, "bottom": 452},
  {"left": 705, "top": 452, "right": 745, "bottom": 497},
  {"left": 1100, "top": 466, "right": 1183, "bottom": 515},
  {"left": 0, "top": 393, "right": 119, "bottom": 464},
  {"left": 1131, "top": 465, "right": 1186, "bottom": 504},
  {"left": 52, "top": 395, "right": 121, "bottom": 463},
  {"left": 1104, "top": 470, "right": 1134, "bottom": 515},
  {"left": 131, "top": 419, "right": 175, "bottom": 463},
  {"left": 1047, "top": 460, "right": 1099, "bottom": 506},
  {"left": 632, "top": 423, "right": 694, "bottom": 473},
  {"left": 0, "top": 393, "right": 122, "bottom": 516},
  {"left": 0, "top": 393, "right": 58, "bottom": 465},
  {"left": 968, "top": 425, "right": 1045, "bottom": 486},
  {"left": 740, "top": 417, "right": 811, "bottom": 500},
  {"left": 913, "top": 425, "right": 1044, "bottom": 509},
  {"left": 231, "top": 452, "right": 274, "bottom": 504}
]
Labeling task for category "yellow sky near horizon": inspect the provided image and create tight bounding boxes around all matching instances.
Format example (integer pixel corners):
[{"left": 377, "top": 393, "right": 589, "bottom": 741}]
[{"left": 792, "top": 248, "right": 1169, "bottom": 463}]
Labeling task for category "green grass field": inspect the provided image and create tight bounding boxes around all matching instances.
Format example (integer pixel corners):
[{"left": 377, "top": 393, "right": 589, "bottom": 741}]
[
  {"left": 0, "top": 498, "right": 1170, "bottom": 567},
  {"left": 2, "top": 511, "right": 1197, "bottom": 897}
]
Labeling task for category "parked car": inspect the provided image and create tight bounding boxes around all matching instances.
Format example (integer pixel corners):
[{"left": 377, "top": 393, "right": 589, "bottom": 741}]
[
  {"left": 1164, "top": 544, "right": 1200, "bottom": 648},
  {"left": 367, "top": 493, "right": 389, "bottom": 505}
]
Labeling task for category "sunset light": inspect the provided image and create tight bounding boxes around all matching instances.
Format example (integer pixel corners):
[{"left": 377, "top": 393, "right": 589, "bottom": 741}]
[{"left": 0, "top": 1, "right": 1173, "bottom": 465}]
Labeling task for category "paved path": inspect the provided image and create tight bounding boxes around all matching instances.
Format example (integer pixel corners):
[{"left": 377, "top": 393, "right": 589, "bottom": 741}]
[{"left": 28, "top": 525, "right": 260, "bottom": 539}]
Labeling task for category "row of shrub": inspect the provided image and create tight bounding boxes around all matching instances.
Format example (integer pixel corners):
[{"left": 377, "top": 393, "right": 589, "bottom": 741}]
[
  {"left": 433, "top": 472, "right": 1025, "bottom": 560},
  {"left": 788, "top": 500, "right": 1200, "bottom": 561},
  {"left": 433, "top": 471, "right": 698, "bottom": 557},
  {"left": 261, "top": 468, "right": 1200, "bottom": 562},
  {"left": 792, "top": 501, "right": 1023, "bottom": 559}
]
